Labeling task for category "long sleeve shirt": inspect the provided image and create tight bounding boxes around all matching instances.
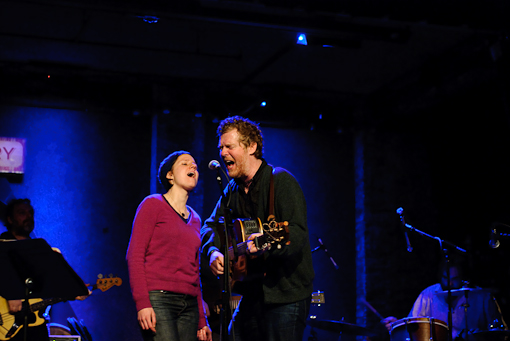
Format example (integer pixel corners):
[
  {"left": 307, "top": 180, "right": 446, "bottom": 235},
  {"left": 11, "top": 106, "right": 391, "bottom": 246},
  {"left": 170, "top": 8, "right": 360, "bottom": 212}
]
[
  {"left": 126, "top": 194, "right": 207, "bottom": 329},
  {"left": 201, "top": 160, "right": 314, "bottom": 304}
]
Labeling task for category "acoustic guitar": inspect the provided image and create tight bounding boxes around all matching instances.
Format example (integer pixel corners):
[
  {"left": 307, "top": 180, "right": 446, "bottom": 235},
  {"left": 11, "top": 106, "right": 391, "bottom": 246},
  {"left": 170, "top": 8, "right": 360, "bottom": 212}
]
[
  {"left": 204, "top": 216, "right": 290, "bottom": 324},
  {"left": 228, "top": 216, "right": 290, "bottom": 286},
  {"left": 0, "top": 275, "right": 122, "bottom": 340}
]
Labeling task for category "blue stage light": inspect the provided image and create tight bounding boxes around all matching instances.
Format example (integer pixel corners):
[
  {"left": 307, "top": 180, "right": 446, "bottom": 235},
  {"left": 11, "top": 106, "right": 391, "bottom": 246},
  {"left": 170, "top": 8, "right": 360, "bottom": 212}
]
[
  {"left": 260, "top": 101, "right": 267, "bottom": 107},
  {"left": 296, "top": 34, "right": 307, "bottom": 46}
]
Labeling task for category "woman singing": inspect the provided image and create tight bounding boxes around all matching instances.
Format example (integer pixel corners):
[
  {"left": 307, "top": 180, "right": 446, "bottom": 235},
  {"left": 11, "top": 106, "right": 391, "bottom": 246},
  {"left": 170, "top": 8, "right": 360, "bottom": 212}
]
[{"left": 127, "top": 151, "right": 212, "bottom": 341}]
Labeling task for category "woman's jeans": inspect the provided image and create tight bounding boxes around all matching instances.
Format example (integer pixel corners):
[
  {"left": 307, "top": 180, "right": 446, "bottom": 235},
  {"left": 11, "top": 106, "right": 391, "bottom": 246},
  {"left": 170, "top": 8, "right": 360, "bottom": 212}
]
[
  {"left": 142, "top": 290, "right": 199, "bottom": 341},
  {"left": 230, "top": 295, "right": 310, "bottom": 341}
]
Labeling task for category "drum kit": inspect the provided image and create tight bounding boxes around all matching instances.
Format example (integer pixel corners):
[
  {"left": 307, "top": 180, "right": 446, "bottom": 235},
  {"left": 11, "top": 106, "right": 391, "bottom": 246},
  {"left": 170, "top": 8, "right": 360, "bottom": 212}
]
[
  {"left": 306, "top": 314, "right": 509, "bottom": 341},
  {"left": 306, "top": 288, "right": 509, "bottom": 341},
  {"left": 306, "top": 291, "right": 377, "bottom": 341},
  {"left": 387, "top": 315, "right": 510, "bottom": 341}
]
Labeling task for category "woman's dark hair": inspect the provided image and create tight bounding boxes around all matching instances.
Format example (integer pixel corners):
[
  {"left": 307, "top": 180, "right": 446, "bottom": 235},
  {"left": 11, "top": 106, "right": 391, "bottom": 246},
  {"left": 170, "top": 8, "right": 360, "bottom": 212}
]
[{"left": 158, "top": 151, "right": 190, "bottom": 191}]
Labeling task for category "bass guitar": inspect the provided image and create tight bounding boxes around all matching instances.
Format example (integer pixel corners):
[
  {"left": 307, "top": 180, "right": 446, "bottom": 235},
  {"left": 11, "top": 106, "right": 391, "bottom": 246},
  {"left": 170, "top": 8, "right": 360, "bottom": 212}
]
[{"left": 0, "top": 275, "right": 122, "bottom": 340}]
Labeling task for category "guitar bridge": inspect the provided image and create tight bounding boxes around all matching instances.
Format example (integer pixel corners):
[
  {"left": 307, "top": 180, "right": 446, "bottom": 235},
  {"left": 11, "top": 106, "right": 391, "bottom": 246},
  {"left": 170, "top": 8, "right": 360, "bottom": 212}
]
[{"left": 6, "top": 322, "right": 20, "bottom": 338}]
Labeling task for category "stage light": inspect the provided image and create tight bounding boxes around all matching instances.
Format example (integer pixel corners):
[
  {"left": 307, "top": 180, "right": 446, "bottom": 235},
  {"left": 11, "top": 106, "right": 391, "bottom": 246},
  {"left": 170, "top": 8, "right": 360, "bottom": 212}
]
[
  {"left": 140, "top": 15, "right": 159, "bottom": 24},
  {"left": 260, "top": 101, "right": 267, "bottom": 107},
  {"left": 135, "top": 15, "right": 159, "bottom": 23},
  {"left": 296, "top": 33, "right": 307, "bottom": 46}
]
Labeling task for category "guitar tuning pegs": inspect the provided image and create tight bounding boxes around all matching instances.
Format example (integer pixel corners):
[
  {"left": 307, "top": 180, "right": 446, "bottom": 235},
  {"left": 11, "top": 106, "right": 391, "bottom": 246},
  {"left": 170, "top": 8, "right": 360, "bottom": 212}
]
[
  {"left": 109, "top": 273, "right": 113, "bottom": 278},
  {"left": 98, "top": 274, "right": 103, "bottom": 279}
]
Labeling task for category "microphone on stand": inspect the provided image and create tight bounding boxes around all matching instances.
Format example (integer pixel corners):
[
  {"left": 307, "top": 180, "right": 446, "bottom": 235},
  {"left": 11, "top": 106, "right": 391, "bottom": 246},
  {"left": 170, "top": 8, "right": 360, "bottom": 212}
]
[
  {"left": 208, "top": 159, "right": 232, "bottom": 207},
  {"left": 208, "top": 159, "right": 225, "bottom": 189},
  {"left": 489, "top": 227, "right": 500, "bottom": 249},
  {"left": 396, "top": 207, "right": 413, "bottom": 252},
  {"left": 208, "top": 160, "right": 221, "bottom": 170},
  {"left": 317, "top": 237, "right": 340, "bottom": 270}
]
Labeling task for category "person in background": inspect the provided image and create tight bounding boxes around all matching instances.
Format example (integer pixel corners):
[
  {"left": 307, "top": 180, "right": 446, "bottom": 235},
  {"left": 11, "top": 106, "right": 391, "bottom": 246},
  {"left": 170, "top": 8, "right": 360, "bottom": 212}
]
[
  {"left": 127, "top": 150, "right": 212, "bottom": 341},
  {"left": 0, "top": 198, "right": 90, "bottom": 341},
  {"left": 382, "top": 259, "right": 507, "bottom": 340}
]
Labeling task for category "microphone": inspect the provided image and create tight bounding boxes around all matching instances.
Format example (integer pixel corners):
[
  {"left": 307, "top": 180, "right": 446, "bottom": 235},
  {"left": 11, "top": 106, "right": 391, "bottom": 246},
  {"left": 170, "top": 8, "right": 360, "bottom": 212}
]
[
  {"left": 396, "top": 207, "right": 413, "bottom": 252},
  {"left": 317, "top": 237, "right": 339, "bottom": 270},
  {"left": 208, "top": 160, "right": 221, "bottom": 170},
  {"left": 489, "top": 228, "right": 500, "bottom": 249}
]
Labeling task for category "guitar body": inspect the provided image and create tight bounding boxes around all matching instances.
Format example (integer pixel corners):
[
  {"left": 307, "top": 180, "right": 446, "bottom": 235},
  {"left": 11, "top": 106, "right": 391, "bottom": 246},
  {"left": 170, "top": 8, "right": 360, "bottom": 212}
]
[
  {"left": 222, "top": 216, "right": 290, "bottom": 291},
  {"left": 0, "top": 297, "right": 45, "bottom": 340},
  {"left": 229, "top": 218, "right": 262, "bottom": 287},
  {"left": 203, "top": 217, "right": 289, "bottom": 338},
  {"left": 230, "top": 254, "right": 247, "bottom": 289}
]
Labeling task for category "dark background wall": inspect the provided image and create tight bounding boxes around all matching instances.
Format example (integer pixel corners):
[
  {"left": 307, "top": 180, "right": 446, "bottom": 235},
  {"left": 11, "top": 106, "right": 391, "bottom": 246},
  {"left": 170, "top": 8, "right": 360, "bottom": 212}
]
[{"left": 1, "top": 1, "right": 510, "bottom": 339}]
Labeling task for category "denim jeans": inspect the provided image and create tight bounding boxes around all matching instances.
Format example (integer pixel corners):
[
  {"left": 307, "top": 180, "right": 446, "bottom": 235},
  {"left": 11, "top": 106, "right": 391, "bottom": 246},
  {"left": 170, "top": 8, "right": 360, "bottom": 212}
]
[
  {"left": 230, "top": 295, "right": 310, "bottom": 341},
  {"left": 141, "top": 290, "right": 199, "bottom": 341}
]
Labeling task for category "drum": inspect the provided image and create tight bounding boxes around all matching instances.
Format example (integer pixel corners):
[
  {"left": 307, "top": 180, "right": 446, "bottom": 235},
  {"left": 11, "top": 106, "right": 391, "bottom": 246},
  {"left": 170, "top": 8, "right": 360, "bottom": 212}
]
[
  {"left": 47, "top": 322, "right": 72, "bottom": 335},
  {"left": 390, "top": 317, "right": 448, "bottom": 341}
]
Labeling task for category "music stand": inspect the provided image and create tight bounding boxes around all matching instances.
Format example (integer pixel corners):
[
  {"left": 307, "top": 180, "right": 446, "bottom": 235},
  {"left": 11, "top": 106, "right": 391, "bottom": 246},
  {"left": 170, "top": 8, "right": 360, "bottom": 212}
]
[{"left": 0, "top": 238, "right": 89, "bottom": 341}]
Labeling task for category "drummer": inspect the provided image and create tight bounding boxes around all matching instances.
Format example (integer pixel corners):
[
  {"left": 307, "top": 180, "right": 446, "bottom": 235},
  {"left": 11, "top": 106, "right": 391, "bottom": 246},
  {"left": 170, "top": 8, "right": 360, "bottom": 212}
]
[{"left": 382, "top": 260, "right": 507, "bottom": 340}]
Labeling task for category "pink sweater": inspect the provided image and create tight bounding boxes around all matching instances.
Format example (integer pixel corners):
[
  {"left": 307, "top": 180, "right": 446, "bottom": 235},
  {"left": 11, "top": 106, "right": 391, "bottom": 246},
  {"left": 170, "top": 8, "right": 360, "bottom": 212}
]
[{"left": 126, "top": 194, "right": 206, "bottom": 329}]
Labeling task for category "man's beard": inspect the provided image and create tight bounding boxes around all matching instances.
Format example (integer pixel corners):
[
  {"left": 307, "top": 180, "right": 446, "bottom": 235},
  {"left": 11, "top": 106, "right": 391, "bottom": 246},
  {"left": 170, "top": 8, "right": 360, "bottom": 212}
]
[
  {"left": 227, "top": 157, "right": 249, "bottom": 179},
  {"left": 13, "top": 220, "right": 35, "bottom": 237}
]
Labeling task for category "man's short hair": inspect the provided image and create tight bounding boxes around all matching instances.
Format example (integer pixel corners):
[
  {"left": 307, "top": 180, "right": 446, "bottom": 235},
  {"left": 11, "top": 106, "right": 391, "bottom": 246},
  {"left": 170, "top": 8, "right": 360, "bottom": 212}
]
[{"left": 217, "top": 116, "right": 264, "bottom": 159}]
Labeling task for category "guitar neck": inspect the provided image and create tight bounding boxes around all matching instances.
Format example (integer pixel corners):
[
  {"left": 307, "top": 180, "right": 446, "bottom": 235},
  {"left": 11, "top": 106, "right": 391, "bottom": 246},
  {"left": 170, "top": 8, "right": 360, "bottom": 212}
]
[
  {"left": 228, "top": 235, "right": 267, "bottom": 259},
  {"left": 29, "top": 297, "right": 65, "bottom": 312},
  {"left": 28, "top": 284, "right": 100, "bottom": 312}
]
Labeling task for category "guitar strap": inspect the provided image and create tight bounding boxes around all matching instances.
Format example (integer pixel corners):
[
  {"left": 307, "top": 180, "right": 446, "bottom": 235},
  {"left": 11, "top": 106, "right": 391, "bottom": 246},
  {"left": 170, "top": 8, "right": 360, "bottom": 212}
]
[{"left": 269, "top": 168, "right": 275, "bottom": 219}]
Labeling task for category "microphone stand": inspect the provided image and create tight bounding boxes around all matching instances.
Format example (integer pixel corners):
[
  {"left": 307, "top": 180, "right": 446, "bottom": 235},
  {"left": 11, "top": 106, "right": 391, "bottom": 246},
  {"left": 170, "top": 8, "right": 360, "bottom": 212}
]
[
  {"left": 214, "top": 167, "right": 237, "bottom": 341},
  {"left": 401, "top": 219, "right": 467, "bottom": 341},
  {"left": 311, "top": 237, "right": 339, "bottom": 270}
]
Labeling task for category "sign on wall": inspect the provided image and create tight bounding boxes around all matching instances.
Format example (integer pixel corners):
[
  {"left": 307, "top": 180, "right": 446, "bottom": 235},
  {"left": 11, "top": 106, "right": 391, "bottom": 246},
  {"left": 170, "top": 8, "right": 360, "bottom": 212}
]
[{"left": 0, "top": 137, "right": 26, "bottom": 174}]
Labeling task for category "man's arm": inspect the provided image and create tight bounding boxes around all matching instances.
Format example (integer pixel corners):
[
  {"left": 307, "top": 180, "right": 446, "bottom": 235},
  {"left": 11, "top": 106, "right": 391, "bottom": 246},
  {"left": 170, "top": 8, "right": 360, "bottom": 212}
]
[{"left": 266, "top": 169, "right": 309, "bottom": 259}]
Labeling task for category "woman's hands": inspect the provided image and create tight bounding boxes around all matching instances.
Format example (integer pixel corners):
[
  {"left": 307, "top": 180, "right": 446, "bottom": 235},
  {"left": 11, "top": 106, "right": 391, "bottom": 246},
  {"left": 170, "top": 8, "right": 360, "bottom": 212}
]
[{"left": 137, "top": 307, "right": 157, "bottom": 332}]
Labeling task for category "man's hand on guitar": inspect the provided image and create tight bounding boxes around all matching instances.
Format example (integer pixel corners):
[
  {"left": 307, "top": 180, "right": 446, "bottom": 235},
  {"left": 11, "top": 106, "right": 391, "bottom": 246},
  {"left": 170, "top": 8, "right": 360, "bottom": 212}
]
[
  {"left": 246, "top": 232, "right": 267, "bottom": 256},
  {"left": 138, "top": 307, "right": 157, "bottom": 332},
  {"left": 7, "top": 299, "right": 22, "bottom": 314},
  {"left": 209, "top": 250, "right": 224, "bottom": 276}
]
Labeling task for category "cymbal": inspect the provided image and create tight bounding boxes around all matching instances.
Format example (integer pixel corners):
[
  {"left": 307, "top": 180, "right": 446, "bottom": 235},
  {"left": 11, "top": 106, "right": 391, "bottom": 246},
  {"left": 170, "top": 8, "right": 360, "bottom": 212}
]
[
  {"left": 435, "top": 287, "right": 489, "bottom": 297},
  {"left": 470, "top": 330, "right": 510, "bottom": 341},
  {"left": 471, "top": 330, "right": 510, "bottom": 337},
  {"left": 307, "top": 319, "right": 376, "bottom": 336}
]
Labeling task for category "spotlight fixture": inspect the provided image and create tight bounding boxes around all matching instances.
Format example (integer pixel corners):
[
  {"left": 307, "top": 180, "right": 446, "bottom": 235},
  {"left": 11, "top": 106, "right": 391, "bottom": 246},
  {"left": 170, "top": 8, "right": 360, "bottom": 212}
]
[
  {"left": 137, "top": 15, "right": 159, "bottom": 24},
  {"left": 296, "top": 33, "right": 361, "bottom": 49},
  {"left": 296, "top": 33, "right": 307, "bottom": 46}
]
